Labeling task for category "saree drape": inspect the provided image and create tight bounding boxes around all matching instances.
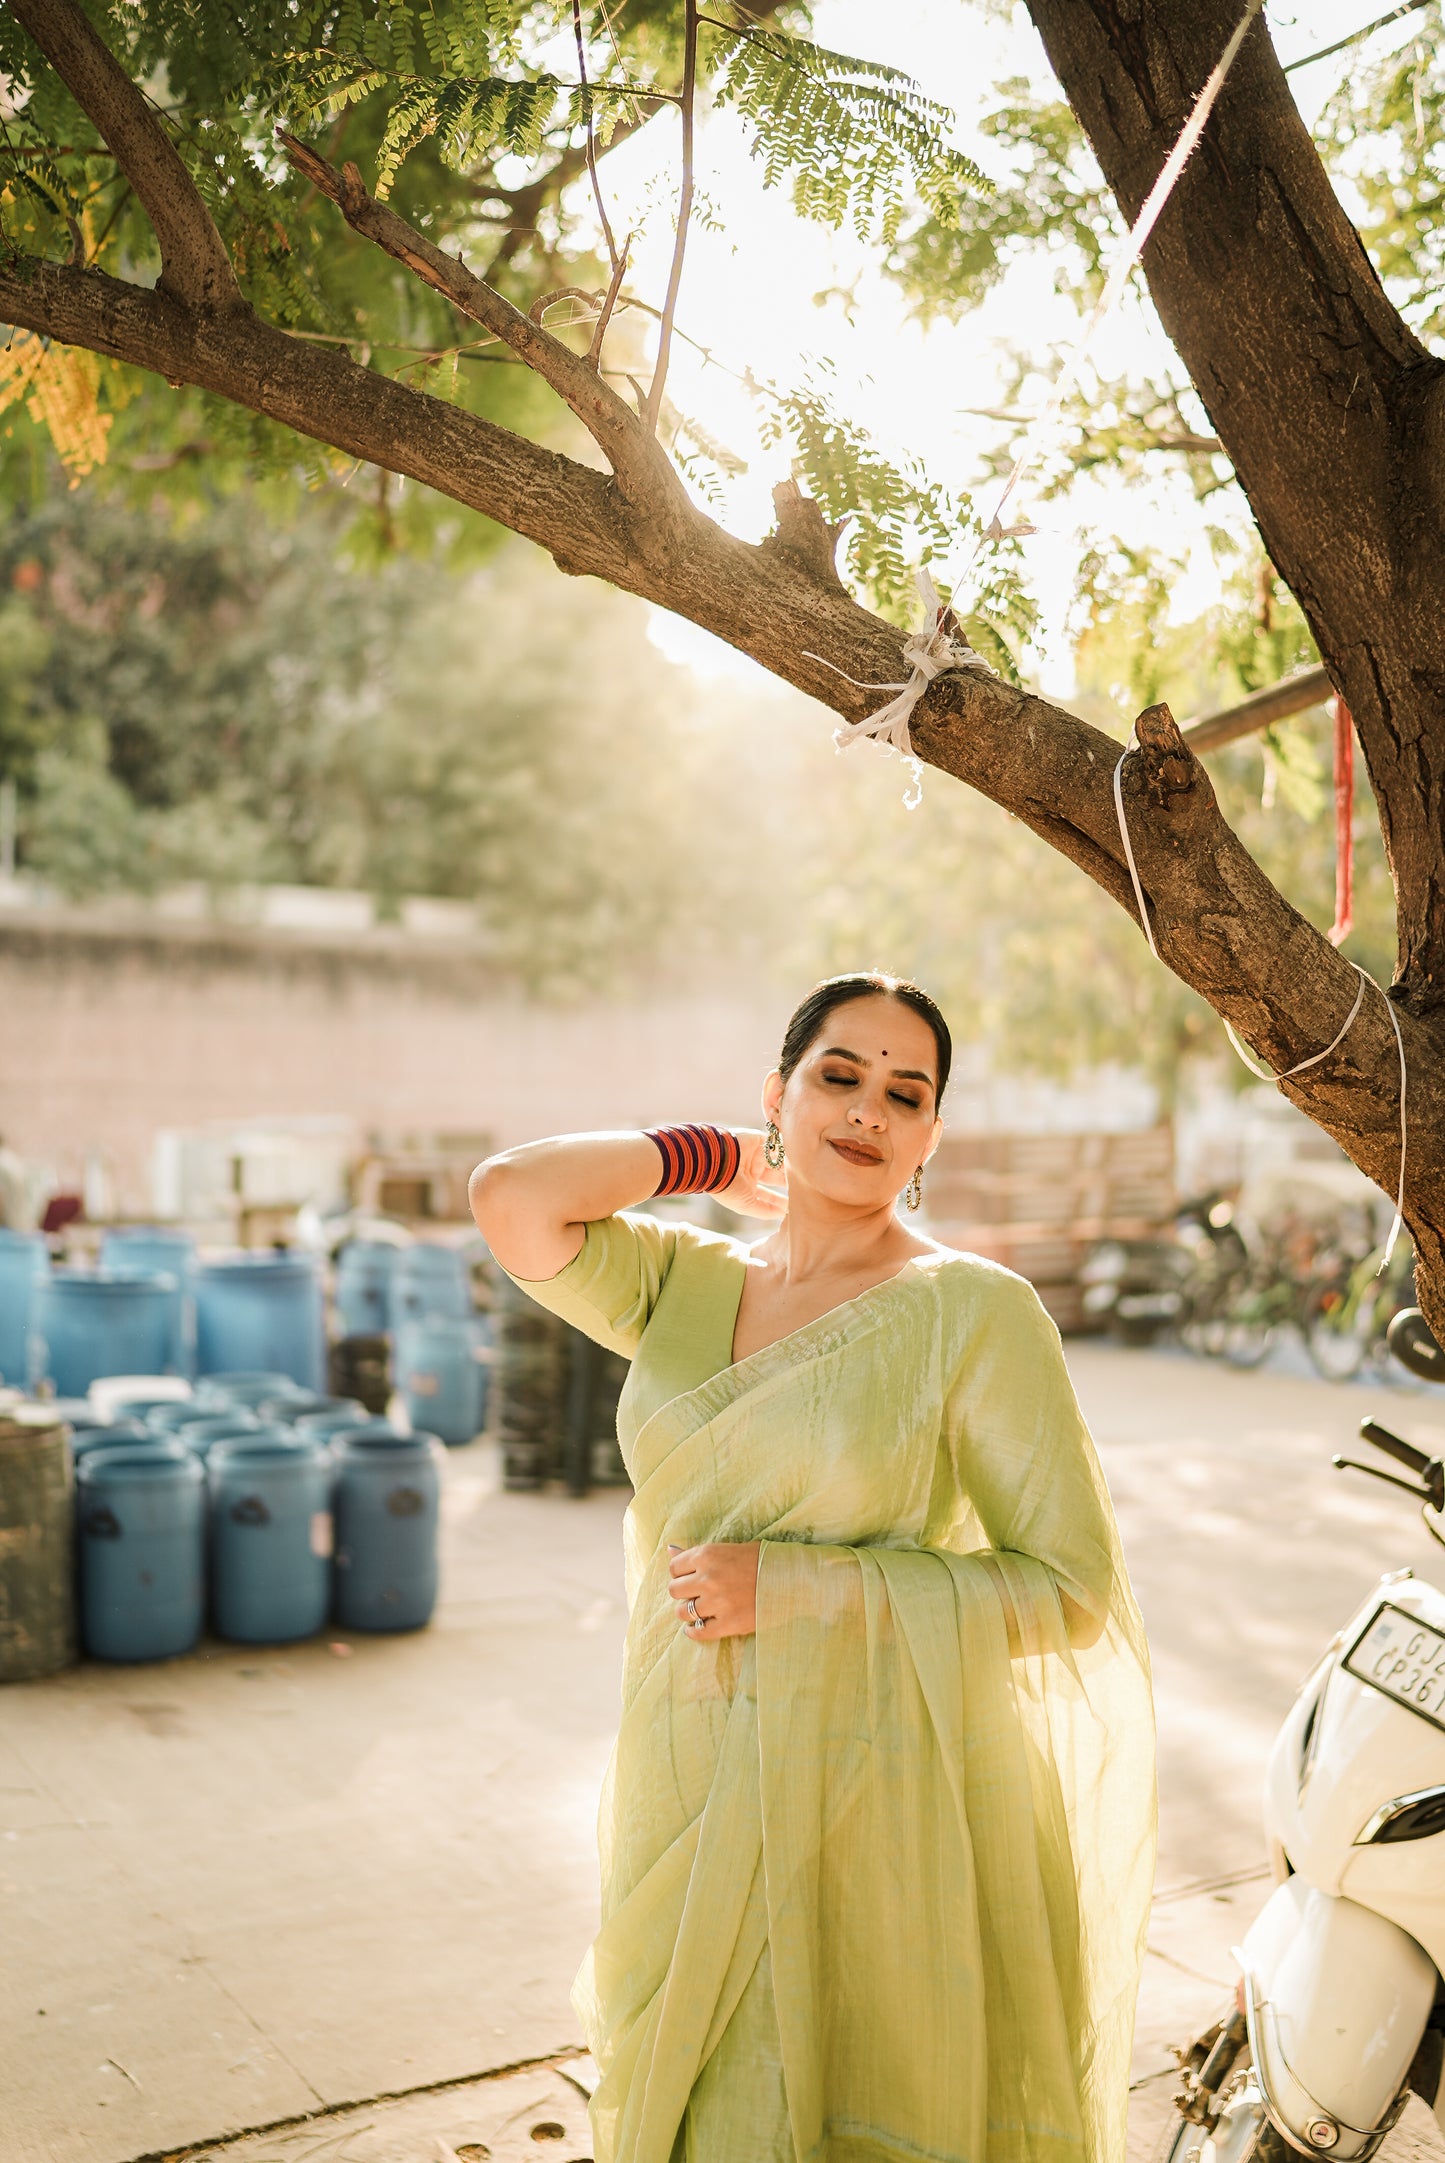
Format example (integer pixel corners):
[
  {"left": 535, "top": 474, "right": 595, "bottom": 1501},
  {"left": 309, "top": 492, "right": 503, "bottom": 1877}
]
[{"left": 509, "top": 1217, "right": 1156, "bottom": 2163}]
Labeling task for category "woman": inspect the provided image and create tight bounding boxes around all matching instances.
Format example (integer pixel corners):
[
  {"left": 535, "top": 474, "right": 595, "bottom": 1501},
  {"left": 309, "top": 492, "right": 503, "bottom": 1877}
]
[{"left": 471, "top": 973, "right": 1156, "bottom": 2163}]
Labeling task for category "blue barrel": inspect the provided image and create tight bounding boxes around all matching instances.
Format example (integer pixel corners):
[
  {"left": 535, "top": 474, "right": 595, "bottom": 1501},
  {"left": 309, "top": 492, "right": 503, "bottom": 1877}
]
[
  {"left": 148, "top": 1399, "right": 257, "bottom": 1437},
  {"left": 292, "top": 1401, "right": 370, "bottom": 1440},
  {"left": 97, "top": 1392, "right": 194, "bottom": 1426},
  {"left": 335, "top": 1242, "right": 399, "bottom": 1337},
  {"left": 34, "top": 1271, "right": 176, "bottom": 1398},
  {"left": 207, "top": 1435, "right": 334, "bottom": 1644},
  {"left": 195, "top": 1257, "right": 325, "bottom": 1391},
  {"left": 101, "top": 1228, "right": 195, "bottom": 1377},
  {"left": 71, "top": 1422, "right": 160, "bottom": 1459},
  {"left": 395, "top": 1317, "right": 488, "bottom": 1446},
  {"left": 332, "top": 1430, "right": 442, "bottom": 1632},
  {"left": 198, "top": 1371, "right": 301, "bottom": 1409},
  {"left": 393, "top": 1245, "right": 471, "bottom": 1324},
  {"left": 328, "top": 1419, "right": 409, "bottom": 1446},
  {"left": 76, "top": 1446, "right": 205, "bottom": 1660},
  {"left": 255, "top": 1390, "right": 352, "bottom": 1425},
  {"left": 170, "top": 1414, "right": 266, "bottom": 1461},
  {"left": 0, "top": 1231, "right": 49, "bottom": 1388}
]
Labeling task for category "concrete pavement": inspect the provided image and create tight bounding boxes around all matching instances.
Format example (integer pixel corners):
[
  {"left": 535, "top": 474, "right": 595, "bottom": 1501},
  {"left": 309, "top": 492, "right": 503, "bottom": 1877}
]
[{"left": 4, "top": 1346, "right": 1445, "bottom": 2163}]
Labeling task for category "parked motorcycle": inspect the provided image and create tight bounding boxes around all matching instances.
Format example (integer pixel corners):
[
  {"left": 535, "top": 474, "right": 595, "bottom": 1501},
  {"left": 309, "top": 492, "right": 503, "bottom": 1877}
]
[
  {"left": 1080, "top": 1195, "right": 1237, "bottom": 1347},
  {"left": 1162, "top": 1307, "right": 1445, "bottom": 2162}
]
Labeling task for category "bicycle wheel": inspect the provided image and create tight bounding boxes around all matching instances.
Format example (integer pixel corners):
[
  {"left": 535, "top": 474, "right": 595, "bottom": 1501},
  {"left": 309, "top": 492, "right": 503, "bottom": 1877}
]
[
  {"left": 1221, "top": 1316, "right": 1277, "bottom": 1369},
  {"left": 1304, "top": 1292, "right": 1369, "bottom": 1381}
]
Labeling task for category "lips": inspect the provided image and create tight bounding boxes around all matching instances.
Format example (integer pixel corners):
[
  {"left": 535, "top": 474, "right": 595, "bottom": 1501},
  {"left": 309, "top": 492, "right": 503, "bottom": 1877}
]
[{"left": 828, "top": 1139, "right": 885, "bottom": 1167}]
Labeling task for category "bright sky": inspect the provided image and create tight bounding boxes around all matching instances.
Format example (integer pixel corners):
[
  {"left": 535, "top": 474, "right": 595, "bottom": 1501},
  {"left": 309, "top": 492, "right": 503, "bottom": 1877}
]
[{"left": 596, "top": 0, "right": 1426, "bottom": 694}]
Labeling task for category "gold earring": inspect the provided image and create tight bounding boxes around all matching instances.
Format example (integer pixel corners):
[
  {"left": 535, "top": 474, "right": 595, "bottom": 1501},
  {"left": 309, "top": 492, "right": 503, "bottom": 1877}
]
[
  {"left": 764, "top": 1120, "right": 785, "bottom": 1168},
  {"left": 905, "top": 1165, "right": 923, "bottom": 1212}
]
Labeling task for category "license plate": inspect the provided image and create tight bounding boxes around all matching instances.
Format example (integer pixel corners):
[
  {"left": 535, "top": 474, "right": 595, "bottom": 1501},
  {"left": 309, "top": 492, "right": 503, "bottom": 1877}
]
[{"left": 1343, "top": 1602, "right": 1445, "bottom": 1733}]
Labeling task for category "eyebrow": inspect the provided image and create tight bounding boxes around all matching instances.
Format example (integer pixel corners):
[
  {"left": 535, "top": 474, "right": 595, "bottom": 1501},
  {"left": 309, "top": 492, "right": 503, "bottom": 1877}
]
[{"left": 820, "top": 1046, "right": 935, "bottom": 1087}]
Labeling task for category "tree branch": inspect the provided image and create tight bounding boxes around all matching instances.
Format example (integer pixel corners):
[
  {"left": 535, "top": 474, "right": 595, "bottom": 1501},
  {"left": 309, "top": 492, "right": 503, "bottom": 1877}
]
[
  {"left": 276, "top": 133, "right": 684, "bottom": 532},
  {"left": 6, "top": 0, "right": 239, "bottom": 313},
  {"left": 645, "top": 0, "right": 699, "bottom": 434},
  {"left": 573, "top": 0, "right": 621, "bottom": 277}
]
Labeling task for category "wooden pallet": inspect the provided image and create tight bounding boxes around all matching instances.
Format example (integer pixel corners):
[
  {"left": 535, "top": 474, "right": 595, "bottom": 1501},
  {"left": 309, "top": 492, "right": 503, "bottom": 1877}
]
[{"left": 922, "top": 1128, "right": 1176, "bottom": 1333}]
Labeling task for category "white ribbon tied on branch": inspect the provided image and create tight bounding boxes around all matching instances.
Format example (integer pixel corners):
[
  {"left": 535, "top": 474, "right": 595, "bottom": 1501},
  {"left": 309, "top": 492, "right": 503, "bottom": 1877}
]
[{"left": 803, "top": 569, "right": 999, "bottom": 809}]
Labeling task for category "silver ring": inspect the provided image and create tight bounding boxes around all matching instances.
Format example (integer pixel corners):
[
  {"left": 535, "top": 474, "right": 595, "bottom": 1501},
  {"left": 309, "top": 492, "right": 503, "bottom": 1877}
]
[{"left": 686, "top": 1598, "right": 699, "bottom": 1621}]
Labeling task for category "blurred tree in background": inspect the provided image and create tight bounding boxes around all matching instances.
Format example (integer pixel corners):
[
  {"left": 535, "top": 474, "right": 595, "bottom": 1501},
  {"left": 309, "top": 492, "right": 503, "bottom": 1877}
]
[{"left": 0, "top": 463, "right": 1389, "bottom": 1090}]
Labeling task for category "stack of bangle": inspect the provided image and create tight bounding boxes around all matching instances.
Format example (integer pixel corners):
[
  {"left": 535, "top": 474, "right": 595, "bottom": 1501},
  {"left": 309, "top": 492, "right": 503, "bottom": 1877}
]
[{"left": 646, "top": 1123, "right": 741, "bottom": 1197}]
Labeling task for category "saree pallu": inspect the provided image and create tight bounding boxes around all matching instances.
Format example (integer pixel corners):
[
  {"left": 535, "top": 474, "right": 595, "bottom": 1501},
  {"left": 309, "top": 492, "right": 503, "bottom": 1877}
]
[{"left": 512, "top": 1225, "right": 1156, "bottom": 2163}]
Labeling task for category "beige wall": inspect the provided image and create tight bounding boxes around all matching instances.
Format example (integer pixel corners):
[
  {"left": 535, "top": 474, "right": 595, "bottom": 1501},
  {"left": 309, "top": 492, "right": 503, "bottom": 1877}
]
[{"left": 1, "top": 904, "right": 783, "bottom": 1215}]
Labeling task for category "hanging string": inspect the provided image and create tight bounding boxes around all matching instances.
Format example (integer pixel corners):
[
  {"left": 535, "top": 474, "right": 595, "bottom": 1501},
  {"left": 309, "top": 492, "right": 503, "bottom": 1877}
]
[
  {"left": 1113, "top": 736, "right": 1407, "bottom": 1266},
  {"left": 803, "top": 569, "right": 998, "bottom": 808},
  {"left": 1329, "top": 696, "right": 1355, "bottom": 946},
  {"left": 1112, "top": 729, "right": 1160, "bottom": 959},
  {"left": 1219, "top": 968, "right": 1367, "bottom": 1083}
]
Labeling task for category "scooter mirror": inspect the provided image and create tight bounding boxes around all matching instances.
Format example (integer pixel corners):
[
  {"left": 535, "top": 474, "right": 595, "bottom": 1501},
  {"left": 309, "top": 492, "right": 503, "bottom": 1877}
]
[{"left": 1386, "top": 1307, "right": 1445, "bottom": 1385}]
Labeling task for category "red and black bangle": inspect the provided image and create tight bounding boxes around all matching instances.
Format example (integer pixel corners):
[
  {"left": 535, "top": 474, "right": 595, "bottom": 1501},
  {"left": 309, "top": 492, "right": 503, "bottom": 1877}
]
[{"left": 646, "top": 1123, "right": 741, "bottom": 1198}]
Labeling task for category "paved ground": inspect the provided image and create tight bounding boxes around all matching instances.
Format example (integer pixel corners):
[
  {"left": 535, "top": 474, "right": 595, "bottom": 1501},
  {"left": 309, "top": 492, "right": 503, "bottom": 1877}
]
[{"left": 4, "top": 1344, "right": 1445, "bottom": 2163}]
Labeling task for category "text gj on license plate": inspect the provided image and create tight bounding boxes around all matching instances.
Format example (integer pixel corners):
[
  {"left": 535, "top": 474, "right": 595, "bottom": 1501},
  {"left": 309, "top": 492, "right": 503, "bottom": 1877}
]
[{"left": 1344, "top": 1602, "right": 1445, "bottom": 1731}]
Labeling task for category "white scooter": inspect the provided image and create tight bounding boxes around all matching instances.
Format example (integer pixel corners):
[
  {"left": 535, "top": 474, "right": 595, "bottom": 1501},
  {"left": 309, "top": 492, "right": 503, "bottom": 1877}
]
[{"left": 1164, "top": 1309, "right": 1445, "bottom": 2163}]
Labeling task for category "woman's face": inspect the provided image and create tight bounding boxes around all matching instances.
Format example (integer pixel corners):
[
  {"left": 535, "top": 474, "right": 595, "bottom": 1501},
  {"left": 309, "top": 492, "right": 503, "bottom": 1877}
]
[{"left": 764, "top": 995, "right": 944, "bottom": 1213}]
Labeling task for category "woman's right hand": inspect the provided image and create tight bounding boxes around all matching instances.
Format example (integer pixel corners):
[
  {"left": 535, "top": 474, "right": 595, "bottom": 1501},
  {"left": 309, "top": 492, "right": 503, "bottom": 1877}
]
[{"left": 715, "top": 1129, "right": 787, "bottom": 1220}]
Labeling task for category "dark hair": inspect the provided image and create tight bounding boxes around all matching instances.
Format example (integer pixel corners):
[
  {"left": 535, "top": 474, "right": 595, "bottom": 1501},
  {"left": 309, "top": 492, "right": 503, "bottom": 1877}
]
[{"left": 778, "top": 973, "right": 952, "bottom": 1103}]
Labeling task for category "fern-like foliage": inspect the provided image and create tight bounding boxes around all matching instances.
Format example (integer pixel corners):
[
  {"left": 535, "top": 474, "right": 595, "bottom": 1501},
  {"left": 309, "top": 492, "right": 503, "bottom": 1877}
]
[
  {"left": 883, "top": 81, "right": 1116, "bottom": 324},
  {"left": 755, "top": 364, "right": 1035, "bottom": 670},
  {"left": 709, "top": 22, "right": 988, "bottom": 244}
]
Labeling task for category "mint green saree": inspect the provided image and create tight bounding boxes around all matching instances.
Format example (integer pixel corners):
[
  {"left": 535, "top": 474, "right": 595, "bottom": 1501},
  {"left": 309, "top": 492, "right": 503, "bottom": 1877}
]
[{"left": 509, "top": 1216, "right": 1156, "bottom": 2163}]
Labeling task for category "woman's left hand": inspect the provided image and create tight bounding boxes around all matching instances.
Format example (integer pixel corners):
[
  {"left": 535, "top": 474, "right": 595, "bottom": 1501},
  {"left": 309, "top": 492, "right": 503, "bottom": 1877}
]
[{"left": 668, "top": 1541, "right": 760, "bottom": 1641}]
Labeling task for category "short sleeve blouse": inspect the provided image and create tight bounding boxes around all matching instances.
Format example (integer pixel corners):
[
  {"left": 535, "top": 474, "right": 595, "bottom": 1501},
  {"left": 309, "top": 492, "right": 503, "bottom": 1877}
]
[{"left": 501, "top": 1211, "right": 747, "bottom": 1433}]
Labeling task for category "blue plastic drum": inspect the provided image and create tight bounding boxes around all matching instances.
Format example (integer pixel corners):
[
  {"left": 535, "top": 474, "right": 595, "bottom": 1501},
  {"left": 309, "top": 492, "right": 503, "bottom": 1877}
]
[
  {"left": 292, "top": 1401, "right": 371, "bottom": 1440},
  {"left": 70, "top": 1423, "right": 163, "bottom": 1459},
  {"left": 255, "top": 1390, "right": 354, "bottom": 1425},
  {"left": 207, "top": 1435, "right": 334, "bottom": 1644},
  {"left": 76, "top": 1446, "right": 205, "bottom": 1661},
  {"left": 332, "top": 1429, "right": 442, "bottom": 1632},
  {"left": 0, "top": 1230, "right": 48, "bottom": 1389},
  {"left": 34, "top": 1271, "right": 177, "bottom": 1397},
  {"left": 101, "top": 1228, "right": 196, "bottom": 1377},
  {"left": 148, "top": 1400, "right": 259, "bottom": 1437},
  {"left": 168, "top": 1414, "right": 266, "bottom": 1461},
  {"left": 97, "top": 1392, "right": 196, "bottom": 1426},
  {"left": 392, "top": 1245, "right": 471, "bottom": 1325},
  {"left": 195, "top": 1257, "right": 325, "bottom": 1391},
  {"left": 395, "top": 1317, "right": 488, "bottom": 1446},
  {"left": 198, "top": 1371, "right": 301, "bottom": 1410},
  {"left": 335, "top": 1242, "right": 399, "bottom": 1337}
]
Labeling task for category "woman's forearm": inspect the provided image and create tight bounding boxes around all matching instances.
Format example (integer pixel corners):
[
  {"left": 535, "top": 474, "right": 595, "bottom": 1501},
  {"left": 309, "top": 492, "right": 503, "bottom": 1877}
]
[{"left": 469, "top": 1131, "right": 662, "bottom": 1280}]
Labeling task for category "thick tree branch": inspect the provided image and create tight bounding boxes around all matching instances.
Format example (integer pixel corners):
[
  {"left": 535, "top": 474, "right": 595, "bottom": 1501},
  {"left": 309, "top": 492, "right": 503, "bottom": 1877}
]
[
  {"left": 277, "top": 133, "right": 684, "bottom": 534},
  {"left": 6, "top": 0, "right": 239, "bottom": 313},
  {"left": 1023, "top": 0, "right": 1445, "bottom": 1002}
]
